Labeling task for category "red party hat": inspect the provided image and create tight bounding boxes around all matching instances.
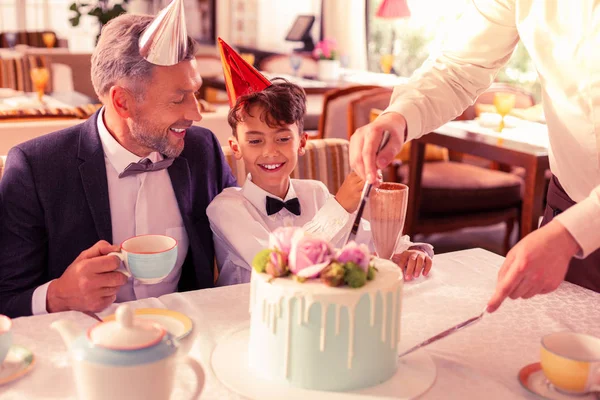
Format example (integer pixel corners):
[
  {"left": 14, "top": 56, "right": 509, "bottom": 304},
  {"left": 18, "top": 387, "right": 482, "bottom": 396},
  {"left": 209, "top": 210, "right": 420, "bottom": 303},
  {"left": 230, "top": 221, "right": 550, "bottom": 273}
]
[{"left": 218, "top": 37, "right": 272, "bottom": 107}]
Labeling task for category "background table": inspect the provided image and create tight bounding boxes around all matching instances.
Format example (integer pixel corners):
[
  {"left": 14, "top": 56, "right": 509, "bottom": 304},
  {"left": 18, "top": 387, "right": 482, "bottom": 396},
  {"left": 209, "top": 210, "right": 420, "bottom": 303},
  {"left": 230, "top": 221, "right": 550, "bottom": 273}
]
[
  {"left": 407, "top": 121, "right": 550, "bottom": 240},
  {"left": 2, "top": 248, "right": 599, "bottom": 399}
]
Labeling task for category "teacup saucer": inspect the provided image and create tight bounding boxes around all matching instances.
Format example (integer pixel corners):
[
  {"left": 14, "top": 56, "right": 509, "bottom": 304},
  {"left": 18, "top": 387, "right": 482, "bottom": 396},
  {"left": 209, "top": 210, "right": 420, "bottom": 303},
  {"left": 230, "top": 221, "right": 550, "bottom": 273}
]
[
  {"left": 103, "top": 308, "right": 193, "bottom": 340},
  {"left": 518, "top": 362, "right": 598, "bottom": 400},
  {"left": 0, "top": 345, "right": 35, "bottom": 385}
]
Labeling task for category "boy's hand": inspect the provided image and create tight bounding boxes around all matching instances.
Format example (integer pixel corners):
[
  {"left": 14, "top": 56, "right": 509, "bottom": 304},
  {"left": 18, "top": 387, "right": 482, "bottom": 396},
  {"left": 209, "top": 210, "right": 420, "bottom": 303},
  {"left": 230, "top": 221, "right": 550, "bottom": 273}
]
[
  {"left": 335, "top": 171, "right": 382, "bottom": 213},
  {"left": 335, "top": 171, "right": 365, "bottom": 213},
  {"left": 391, "top": 250, "right": 432, "bottom": 281}
]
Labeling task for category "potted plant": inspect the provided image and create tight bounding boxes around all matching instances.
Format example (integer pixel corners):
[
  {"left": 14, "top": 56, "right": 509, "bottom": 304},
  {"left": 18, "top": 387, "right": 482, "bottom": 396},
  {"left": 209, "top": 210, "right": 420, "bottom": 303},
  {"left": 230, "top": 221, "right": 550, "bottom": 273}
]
[
  {"left": 69, "top": 0, "right": 130, "bottom": 42},
  {"left": 313, "top": 38, "right": 340, "bottom": 81}
]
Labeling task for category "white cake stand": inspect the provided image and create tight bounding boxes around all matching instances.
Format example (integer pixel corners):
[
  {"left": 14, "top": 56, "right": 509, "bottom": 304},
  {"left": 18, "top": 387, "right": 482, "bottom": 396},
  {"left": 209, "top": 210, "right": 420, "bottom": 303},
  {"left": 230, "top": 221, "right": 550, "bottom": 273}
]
[{"left": 211, "top": 328, "right": 437, "bottom": 400}]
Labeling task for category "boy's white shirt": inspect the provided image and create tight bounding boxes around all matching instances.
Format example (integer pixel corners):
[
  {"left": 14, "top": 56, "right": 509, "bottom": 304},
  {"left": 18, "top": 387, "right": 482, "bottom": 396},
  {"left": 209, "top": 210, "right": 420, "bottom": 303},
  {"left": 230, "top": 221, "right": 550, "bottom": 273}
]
[{"left": 206, "top": 174, "right": 433, "bottom": 286}]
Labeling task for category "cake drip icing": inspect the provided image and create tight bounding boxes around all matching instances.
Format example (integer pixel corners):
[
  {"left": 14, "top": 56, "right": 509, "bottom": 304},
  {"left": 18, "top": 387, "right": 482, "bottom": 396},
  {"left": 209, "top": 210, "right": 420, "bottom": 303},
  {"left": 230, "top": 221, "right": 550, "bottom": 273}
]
[{"left": 250, "top": 260, "right": 403, "bottom": 375}]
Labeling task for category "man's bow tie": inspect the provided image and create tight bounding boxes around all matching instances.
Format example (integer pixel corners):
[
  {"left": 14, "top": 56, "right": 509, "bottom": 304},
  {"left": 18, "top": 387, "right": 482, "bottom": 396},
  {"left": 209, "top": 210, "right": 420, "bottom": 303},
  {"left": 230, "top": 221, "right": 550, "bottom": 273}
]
[
  {"left": 118, "top": 157, "right": 174, "bottom": 178},
  {"left": 266, "top": 196, "right": 301, "bottom": 216}
]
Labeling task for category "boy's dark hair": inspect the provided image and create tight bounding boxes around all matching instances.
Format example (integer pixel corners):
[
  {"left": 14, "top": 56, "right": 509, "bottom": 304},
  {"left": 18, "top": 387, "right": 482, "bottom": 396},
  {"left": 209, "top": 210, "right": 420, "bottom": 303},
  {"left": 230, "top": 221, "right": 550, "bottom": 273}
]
[{"left": 227, "top": 78, "right": 307, "bottom": 137}]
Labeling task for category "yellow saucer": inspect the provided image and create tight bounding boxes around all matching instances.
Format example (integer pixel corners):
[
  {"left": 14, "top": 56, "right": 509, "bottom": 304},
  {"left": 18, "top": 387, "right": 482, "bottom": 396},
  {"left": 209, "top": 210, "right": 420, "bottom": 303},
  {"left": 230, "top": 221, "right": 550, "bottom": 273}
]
[
  {"left": 103, "top": 308, "right": 193, "bottom": 340},
  {"left": 0, "top": 345, "right": 35, "bottom": 385}
]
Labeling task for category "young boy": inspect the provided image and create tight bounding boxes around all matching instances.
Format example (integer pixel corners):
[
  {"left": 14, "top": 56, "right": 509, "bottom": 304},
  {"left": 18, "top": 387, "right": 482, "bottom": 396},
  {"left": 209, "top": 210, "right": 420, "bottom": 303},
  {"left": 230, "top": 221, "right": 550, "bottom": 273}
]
[{"left": 207, "top": 39, "right": 433, "bottom": 286}]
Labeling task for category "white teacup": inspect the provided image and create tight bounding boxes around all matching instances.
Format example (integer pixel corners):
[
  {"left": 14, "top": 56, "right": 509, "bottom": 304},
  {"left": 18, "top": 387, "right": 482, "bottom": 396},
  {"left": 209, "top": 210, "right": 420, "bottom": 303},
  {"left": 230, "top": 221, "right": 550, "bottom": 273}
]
[
  {"left": 109, "top": 235, "right": 178, "bottom": 284},
  {"left": 541, "top": 332, "right": 600, "bottom": 394},
  {"left": 0, "top": 314, "right": 12, "bottom": 365}
]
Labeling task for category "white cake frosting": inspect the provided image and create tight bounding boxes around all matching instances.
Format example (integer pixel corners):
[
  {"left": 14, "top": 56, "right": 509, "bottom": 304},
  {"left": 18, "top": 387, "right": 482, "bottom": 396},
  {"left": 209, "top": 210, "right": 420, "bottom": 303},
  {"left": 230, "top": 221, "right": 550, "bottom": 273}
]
[{"left": 248, "top": 257, "right": 403, "bottom": 391}]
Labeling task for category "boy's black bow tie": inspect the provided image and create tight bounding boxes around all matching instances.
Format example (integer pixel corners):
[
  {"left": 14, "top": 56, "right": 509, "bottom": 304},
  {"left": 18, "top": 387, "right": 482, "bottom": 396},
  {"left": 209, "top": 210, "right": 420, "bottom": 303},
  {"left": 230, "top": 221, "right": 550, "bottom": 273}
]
[{"left": 266, "top": 196, "right": 301, "bottom": 216}]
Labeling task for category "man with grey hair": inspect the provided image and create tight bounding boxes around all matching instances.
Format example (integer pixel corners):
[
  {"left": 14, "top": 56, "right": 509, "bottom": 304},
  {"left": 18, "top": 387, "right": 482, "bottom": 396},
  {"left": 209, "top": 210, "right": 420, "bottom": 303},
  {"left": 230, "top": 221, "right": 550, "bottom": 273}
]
[{"left": 0, "top": 12, "right": 237, "bottom": 318}]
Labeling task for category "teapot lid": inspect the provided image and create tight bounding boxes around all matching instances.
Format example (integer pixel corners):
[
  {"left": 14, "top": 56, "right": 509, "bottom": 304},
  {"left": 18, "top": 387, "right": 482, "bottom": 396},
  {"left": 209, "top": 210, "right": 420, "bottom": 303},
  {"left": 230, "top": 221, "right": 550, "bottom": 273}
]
[{"left": 88, "top": 305, "right": 165, "bottom": 350}]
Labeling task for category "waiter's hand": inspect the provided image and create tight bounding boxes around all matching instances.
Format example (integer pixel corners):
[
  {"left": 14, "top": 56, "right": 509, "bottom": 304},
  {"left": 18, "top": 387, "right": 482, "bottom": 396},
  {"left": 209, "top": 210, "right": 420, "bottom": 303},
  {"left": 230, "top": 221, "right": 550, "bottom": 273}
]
[
  {"left": 487, "top": 220, "right": 581, "bottom": 312},
  {"left": 46, "top": 240, "right": 128, "bottom": 313},
  {"left": 350, "top": 112, "right": 406, "bottom": 184}
]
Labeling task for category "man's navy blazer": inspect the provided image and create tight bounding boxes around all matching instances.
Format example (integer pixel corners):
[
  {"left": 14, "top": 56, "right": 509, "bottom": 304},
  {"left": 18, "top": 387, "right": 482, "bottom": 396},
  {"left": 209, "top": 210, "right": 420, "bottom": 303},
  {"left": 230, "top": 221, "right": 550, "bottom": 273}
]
[{"left": 0, "top": 110, "right": 237, "bottom": 317}]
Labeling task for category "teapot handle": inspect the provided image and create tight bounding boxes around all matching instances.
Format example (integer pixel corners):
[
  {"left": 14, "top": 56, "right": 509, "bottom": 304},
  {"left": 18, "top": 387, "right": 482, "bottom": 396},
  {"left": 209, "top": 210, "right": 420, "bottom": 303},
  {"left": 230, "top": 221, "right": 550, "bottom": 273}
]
[{"left": 182, "top": 355, "right": 205, "bottom": 399}]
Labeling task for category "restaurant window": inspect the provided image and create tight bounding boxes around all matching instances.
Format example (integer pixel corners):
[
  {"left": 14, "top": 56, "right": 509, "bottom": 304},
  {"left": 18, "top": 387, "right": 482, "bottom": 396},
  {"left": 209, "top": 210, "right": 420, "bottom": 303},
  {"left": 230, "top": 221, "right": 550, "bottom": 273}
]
[
  {"left": 366, "top": 0, "right": 540, "bottom": 100},
  {"left": 0, "top": 0, "right": 99, "bottom": 51}
]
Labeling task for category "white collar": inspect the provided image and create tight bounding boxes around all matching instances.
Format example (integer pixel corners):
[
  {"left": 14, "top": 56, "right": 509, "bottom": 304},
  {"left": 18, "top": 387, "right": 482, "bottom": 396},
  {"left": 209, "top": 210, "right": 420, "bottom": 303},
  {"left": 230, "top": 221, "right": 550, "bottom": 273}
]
[
  {"left": 241, "top": 173, "right": 298, "bottom": 217},
  {"left": 96, "top": 107, "right": 161, "bottom": 175}
]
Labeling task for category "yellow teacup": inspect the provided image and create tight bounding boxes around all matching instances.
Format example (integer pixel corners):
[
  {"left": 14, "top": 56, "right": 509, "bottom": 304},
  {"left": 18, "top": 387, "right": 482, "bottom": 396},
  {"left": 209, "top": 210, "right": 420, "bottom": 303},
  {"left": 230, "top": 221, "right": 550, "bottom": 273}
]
[{"left": 540, "top": 332, "right": 600, "bottom": 394}]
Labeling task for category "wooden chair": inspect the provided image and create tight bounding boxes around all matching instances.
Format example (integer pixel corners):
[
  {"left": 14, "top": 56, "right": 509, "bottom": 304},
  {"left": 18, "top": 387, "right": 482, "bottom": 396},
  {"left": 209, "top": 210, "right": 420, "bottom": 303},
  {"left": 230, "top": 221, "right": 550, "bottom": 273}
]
[
  {"left": 348, "top": 89, "right": 449, "bottom": 181},
  {"left": 367, "top": 108, "right": 523, "bottom": 254},
  {"left": 348, "top": 88, "right": 450, "bottom": 157},
  {"left": 347, "top": 87, "right": 394, "bottom": 138},
  {"left": 0, "top": 156, "right": 6, "bottom": 179},
  {"left": 316, "top": 85, "right": 381, "bottom": 140},
  {"left": 258, "top": 54, "right": 318, "bottom": 78},
  {"left": 194, "top": 54, "right": 228, "bottom": 103},
  {"left": 0, "top": 31, "right": 60, "bottom": 48},
  {"left": 0, "top": 54, "right": 54, "bottom": 93},
  {"left": 21, "top": 50, "right": 95, "bottom": 99}
]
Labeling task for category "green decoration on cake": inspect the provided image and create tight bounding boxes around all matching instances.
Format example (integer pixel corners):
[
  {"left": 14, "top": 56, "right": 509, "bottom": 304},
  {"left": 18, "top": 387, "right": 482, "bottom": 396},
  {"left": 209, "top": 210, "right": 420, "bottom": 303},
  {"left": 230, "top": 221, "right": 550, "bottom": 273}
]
[
  {"left": 252, "top": 249, "right": 272, "bottom": 273},
  {"left": 292, "top": 275, "right": 307, "bottom": 283},
  {"left": 367, "top": 265, "right": 377, "bottom": 281},
  {"left": 343, "top": 262, "right": 367, "bottom": 288},
  {"left": 320, "top": 262, "right": 345, "bottom": 287}
]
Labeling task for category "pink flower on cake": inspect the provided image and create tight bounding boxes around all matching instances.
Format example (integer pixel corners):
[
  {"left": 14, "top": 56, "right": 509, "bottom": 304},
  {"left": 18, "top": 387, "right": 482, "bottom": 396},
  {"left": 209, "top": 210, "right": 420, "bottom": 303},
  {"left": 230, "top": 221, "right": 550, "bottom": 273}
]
[
  {"left": 269, "top": 226, "right": 303, "bottom": 255},
  {"left": 289, "top": 233, "right": 334, "bottom": 278},
  {"left": 336, "top": 242, "right": 370, "bottom": 273}
]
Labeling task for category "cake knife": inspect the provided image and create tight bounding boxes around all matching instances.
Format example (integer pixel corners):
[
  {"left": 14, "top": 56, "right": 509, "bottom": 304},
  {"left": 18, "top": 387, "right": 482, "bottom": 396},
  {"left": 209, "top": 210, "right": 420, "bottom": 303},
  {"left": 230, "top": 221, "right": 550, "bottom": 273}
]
[
  {"left": 345, "top": 130, "right": 391, "bottom": 245},
  {"left": 398, "top": 309, "right": 487, "bottom": 359}
]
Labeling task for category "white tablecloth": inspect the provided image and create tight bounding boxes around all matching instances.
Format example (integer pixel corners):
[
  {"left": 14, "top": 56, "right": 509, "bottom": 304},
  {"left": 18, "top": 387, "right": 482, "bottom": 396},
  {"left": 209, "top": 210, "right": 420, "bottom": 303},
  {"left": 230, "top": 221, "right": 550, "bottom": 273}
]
[
  {"left": 445, "top": 118, "right": 549, "bottom": 149},
  {"left": 0, "top": 94, "right": 73, "bottom": 112},
  {"left": 2, "top": 248, "right": 599, "bottom": 399}
]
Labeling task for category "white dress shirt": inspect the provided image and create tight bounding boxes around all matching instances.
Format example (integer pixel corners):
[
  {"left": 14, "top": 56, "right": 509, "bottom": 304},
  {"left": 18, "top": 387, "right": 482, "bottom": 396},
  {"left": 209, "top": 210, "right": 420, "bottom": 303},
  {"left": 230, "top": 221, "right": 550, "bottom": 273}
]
[
  {"left": 385, "top": 0, "right": 600, "bottom": 257},
  {"left": 207, "top": 174, "right": 430, "bottom": 286},
  {"left": 31, "top": 108, "right": 189, "bottom": 314}
]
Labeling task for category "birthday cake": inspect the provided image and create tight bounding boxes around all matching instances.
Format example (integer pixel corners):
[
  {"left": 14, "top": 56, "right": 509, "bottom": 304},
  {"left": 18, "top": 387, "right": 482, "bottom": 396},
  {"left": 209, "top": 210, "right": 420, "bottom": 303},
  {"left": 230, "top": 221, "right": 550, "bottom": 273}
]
[{"left": 249, "top": 227, "right": 404, "bottom": 392}]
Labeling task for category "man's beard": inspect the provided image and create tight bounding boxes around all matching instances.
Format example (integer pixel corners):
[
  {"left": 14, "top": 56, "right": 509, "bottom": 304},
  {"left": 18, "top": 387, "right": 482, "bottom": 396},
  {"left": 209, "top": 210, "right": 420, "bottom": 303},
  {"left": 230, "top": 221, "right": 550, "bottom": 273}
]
[{"left": 129, "top": 116, "right": 184, "bottom": 158}]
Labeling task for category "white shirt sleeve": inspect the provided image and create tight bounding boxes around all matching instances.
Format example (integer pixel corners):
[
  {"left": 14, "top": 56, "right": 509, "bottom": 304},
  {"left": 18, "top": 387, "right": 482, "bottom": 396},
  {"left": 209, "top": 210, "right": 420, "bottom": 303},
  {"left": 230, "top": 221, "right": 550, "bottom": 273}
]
[
  {"left": 393, "top": 235, "right": 434, "bottom": 258},
  {"left": 554, "top": 185, "right": 600, "bottom": 258},
  {"left": 302, "top": 181, "right": 373, "bottom": 248},
  {"left": 384, "top": 0, "right": 519, "bottom": 141},
  {"left": 31, "top": 281, "right": 52, "bottom": 315}
]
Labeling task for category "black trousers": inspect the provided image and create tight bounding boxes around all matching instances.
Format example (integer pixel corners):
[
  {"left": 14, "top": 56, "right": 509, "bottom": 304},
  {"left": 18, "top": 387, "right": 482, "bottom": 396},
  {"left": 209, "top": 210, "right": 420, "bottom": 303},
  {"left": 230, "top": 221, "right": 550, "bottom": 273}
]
[{"left": 540, "top": 175, "right": 600, "bottom": 293}]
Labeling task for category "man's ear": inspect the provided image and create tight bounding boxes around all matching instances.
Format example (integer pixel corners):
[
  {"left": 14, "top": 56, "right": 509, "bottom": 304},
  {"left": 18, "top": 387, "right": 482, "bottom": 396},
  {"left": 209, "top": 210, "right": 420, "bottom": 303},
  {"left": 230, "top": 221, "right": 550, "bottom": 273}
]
[
  {"left": 229, "top": 136, "right": 243, "bottom": 160},
  {"left": 110, "top": 86, "right": 135, "bottom": 119},
  {"left": 298, "top": 132, "right": 308, "bottom": 156}
]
